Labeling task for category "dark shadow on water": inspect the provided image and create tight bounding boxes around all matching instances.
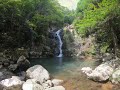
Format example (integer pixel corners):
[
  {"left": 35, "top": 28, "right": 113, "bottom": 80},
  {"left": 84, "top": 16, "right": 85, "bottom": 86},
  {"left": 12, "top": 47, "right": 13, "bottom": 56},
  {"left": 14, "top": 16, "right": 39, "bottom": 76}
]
[{"left": 55, "top": 57, "right": 63, "bottom": 66}]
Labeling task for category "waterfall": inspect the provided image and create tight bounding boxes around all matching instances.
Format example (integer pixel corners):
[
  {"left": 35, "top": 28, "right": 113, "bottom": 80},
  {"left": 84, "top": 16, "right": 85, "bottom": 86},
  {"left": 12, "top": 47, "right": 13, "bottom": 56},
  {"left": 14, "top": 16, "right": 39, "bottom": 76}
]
[{"left": 56, "top": 29, "right": 63, "bottom": 57}]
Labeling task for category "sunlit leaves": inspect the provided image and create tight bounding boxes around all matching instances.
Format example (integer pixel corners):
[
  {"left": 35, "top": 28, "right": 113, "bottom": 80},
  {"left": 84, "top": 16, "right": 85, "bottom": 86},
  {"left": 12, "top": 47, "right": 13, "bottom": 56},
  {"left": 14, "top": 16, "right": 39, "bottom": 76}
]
[{"left": 74, "top": 0, "right": 119, "bottom": 35}]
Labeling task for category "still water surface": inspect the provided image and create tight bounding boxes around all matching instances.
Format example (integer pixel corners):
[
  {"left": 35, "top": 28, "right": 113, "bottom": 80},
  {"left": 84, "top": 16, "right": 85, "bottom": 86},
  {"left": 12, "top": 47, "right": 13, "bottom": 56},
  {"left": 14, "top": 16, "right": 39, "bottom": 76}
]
[
  {"left": 30, "top": 57, "right": 95, "bottom": 76},
  {"left": 30, "top": 57, "right": 114, "bottom": 90}
]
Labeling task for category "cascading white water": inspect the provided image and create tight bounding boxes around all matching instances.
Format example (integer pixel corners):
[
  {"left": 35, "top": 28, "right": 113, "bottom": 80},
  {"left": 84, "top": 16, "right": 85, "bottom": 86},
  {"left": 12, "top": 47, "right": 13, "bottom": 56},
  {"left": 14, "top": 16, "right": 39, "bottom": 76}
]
[{"left": 56, "top": 29, "right": 63, "bottom": 57}]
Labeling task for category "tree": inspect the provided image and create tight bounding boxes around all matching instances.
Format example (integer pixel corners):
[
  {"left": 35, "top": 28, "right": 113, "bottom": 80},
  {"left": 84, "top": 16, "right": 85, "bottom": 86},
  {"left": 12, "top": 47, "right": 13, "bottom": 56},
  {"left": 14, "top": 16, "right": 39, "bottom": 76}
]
[{"left": 74, "top": 0, "right": 120, "bottom": 56}]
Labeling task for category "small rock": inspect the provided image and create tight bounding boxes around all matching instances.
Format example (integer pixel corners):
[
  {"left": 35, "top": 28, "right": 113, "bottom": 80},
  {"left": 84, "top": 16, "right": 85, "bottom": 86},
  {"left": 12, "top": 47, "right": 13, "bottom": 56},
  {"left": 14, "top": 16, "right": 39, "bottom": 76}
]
[
  {"left": 51, "top": 79, "right": 63, "bottom": 86},
  {"left": 3, "top": 62, "right": 10, "bottom": 67},
  {"left": 43, "top": 80, "right": 53, "bottom": 89},
  {"left": 18, "top": 71, "right": 26, "bottom": 81},
  {"left": 0, "top": 65, "right": 3, "bottom": 69},
  {"left": 111, "top": 69, "right": 120, "bottom": 84},
  {"left": 81, "top": 67, "right": 93, "bottom": 75},
  {"left": 8, "top": 64, "right": 18, "bottom": 71},
  {"left": 0, "top": 76, "right": 23, "bottom": 87},
  {"left": 102, "top": 53, "right": 114, "bottom": 62},
  {"left": 10, "top": 61, "right": 15, "bottom": 64},
  {"left": 0, "top": 69, "right": 15, "bottom": 81},
  {"left": 0, "top": 72, "right": 3, "bottom": 77},
  {"left": 22, "top": 79, "right": 44, "bottom": 90},
  {"left": 2, "top": 58, "right": 10, "bottom": 67},
  {"left": 45, "top": 86, "right": 65, "bottom": 90}
]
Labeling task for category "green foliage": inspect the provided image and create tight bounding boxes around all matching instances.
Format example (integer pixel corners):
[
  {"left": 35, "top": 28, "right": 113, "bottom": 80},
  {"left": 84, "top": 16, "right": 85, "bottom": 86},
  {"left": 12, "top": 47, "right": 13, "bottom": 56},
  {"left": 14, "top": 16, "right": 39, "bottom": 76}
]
[
  {"left": 74, "top": 0, "right": 120, "bottom": 55},
  {"left": 63, "top": 9, "right": 75, "bottom": 24},
  {"left": 0, "top": 0, "right": 66, "bottom": 49},
  {"left": 74, "top": 0, "right": 119, "bottom": 35}
]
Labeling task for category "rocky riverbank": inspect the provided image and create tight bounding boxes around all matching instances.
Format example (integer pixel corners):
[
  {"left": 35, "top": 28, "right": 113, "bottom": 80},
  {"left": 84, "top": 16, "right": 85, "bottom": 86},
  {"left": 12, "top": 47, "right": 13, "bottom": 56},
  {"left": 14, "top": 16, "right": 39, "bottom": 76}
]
[
  {"left": 81, "top": 53, "right": 120, "bottom": 87},
  {"left": 0, "top": 65, "right": 65, "bottom": 90}
]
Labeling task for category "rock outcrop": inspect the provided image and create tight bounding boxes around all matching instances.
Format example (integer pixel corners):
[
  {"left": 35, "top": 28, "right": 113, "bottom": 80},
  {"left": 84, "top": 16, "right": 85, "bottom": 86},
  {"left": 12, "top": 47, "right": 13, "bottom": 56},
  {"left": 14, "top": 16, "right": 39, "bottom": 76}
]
[
  {"left": 0, "top": 65, "right": 65, "bottom": 90},
  {"left": 81, "top": 63, "right": 113, "bottom": 82},
  {"left": 17, "top": 55, "right": 30, "bottom": 71}
]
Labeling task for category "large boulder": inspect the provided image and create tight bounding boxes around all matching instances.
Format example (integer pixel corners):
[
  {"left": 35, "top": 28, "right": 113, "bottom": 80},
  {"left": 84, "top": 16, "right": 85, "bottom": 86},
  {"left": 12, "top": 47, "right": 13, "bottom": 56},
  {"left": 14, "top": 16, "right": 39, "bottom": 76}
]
[
  {"left": 22, "top": 79, "right": 44, "bottom": 90},
  {"left": 51, "top": 79, "right": 63, "bottom": 86},
  {"left": 0, "top": 76, "right": 23, "bottom": 90},
  {"left": 45, "top": 86, "right": 65, "bottom": 90},
  {"left": 26, "top": 65, "right": 50, "bottom": 83},
  {"left": 111, "top": 69, "right": 120, "bottom": 84},
  {"left": 17, "top": 55, "right": 30, "bottom": 71},
  {"left": 81, "top": 63, "right": 113, "bottom": 82}
]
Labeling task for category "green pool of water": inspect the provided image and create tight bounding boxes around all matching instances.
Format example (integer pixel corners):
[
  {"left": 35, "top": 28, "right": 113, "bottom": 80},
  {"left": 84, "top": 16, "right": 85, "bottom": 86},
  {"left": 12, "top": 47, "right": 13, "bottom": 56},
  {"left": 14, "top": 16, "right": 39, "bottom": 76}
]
[
  {"left": 30, "top": 57, "right": 96, "bottom": 76},
  {"left": 30, "top": 57, "right": 114, "bottom": 90}
]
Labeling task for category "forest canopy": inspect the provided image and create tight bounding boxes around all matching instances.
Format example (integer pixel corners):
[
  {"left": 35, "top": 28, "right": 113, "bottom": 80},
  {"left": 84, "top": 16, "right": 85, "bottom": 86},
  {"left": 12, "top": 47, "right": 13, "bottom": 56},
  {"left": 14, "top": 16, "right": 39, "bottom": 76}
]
[
  {"left": 0, "top": 0, "right": 73, "bottom": 50},
  {"left": 74, "top": 0, "right": 120, "bottom": 56}
]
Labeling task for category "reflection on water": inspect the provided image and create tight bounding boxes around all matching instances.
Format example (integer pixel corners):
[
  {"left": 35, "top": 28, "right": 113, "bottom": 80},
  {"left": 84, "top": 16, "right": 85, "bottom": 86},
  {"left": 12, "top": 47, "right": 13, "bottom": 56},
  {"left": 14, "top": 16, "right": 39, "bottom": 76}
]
[
  {"left": 30, "top": 57, "right": 115, "bottom": 90},
  {"left": 30, "top": 57, "right": 95, "bottom": 76},
  {"left": 57, "top": 57, "right": 63, "bottom": 66}
]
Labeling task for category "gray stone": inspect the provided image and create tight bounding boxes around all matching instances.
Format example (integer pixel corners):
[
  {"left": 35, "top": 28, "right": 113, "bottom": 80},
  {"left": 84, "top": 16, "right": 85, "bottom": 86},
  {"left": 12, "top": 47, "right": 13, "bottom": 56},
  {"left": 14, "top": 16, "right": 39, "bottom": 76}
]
[
  {"left": 0, "top": 76, "right": 23, "bottom": 88},
  {"left": 81, "top": 67, "right": 93, "bottom": 76},
  {"left": 43, "top": 80, "right": 53, "bottom": 89},
  {"left": 22, "top": 79, "right": 44, "bottom": 90},
  {"left": 0, "top": 69, "right": 15, "bottom": 81},
  {"left": 8, "top": 64, "right": 18, "bottom": 71},
  {"left": 81, "top": 63, "right": 113, "bottom": 81},
  {"left": 26, "top": 65, "right": 50, "bottom": 84},
  {"left": 0, "top": 72, "right": 3, "bottom": 77},
  {"left": 45, "top": 86, "right": 65, "bottom": 90},
  {"left": 111, "top": 69, "right": 120, "bottom": 84},
  {"left": 17, "top": 55, "right": 30, "bottom": 71},
  {"left": 51, "top": 79, "right": 63, "bottom": 86},
  {"left": 102, "top": 53, "right": 114, "bottom": 62}
]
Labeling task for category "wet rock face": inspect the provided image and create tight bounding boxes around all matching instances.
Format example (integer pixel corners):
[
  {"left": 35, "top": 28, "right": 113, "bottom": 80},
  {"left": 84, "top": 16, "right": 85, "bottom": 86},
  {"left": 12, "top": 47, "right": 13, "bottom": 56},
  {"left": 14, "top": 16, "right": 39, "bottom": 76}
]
[{"left": 49, "top": 30, "right": 63, "bottom": 57}]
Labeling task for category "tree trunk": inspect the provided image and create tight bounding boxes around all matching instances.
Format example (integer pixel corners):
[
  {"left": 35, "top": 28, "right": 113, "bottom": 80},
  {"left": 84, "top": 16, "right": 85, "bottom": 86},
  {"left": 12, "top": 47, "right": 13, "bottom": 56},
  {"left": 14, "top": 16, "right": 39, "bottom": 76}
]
[{"left": 109, "top": 20, "right": 118, "bottom": 57}]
